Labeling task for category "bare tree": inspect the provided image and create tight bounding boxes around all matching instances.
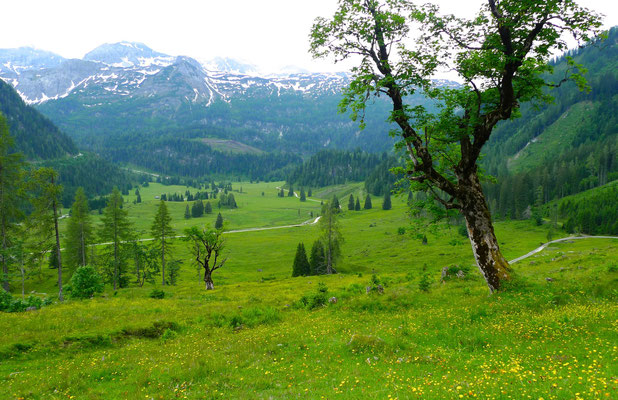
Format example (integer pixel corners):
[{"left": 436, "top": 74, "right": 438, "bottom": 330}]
[{"left": 184, "top": 226, "right": 226, "bottom": 290}]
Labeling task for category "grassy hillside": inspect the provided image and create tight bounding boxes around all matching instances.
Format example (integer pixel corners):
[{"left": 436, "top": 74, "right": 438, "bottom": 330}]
[
  {"left": 1, "top": 182, "right": 616, "bottom": 399},
  {"left": 507, "top": 101, "right": 598, "bottom": 172}
]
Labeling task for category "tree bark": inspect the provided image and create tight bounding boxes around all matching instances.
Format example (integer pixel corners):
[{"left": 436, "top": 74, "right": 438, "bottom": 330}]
[
  {"left": 204, "top": 270, "right": 214, "bottom": 290},
  {"left": 459, "top": 171, "right": 511, "bottom": 293}
]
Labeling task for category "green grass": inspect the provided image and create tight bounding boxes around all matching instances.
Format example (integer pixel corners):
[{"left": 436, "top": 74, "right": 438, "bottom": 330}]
[{"left": 2, "top": 182, "right": 616, "bottom": 399}]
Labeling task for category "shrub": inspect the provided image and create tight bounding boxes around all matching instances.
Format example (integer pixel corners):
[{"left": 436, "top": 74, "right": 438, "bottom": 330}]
[
  {"left": 0, "top": 290, "right": 44, "bottom": 313},
  {"left": 67, "top": 265, "right": 104, "bottom": 299},
  {"left": 149, "top": 289, "right": 165, "bottom": 299},
  {"left": 418, "top": 273, "right": 431, "bottom": 292}
]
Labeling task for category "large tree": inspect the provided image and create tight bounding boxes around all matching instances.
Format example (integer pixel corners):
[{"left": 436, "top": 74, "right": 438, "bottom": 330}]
[
  {"left": 0, "top": 114, "right": 25, "bottom": 291},
  {"left": 151, "top": 200, "right": 175, "bottom": 285},
  {"left": 65, "top": 187, "right": 93, "bottom": 269},
  {"left": 99, "top": 187, "right": 132, "bottom": 290},
  {"left": 311, "top": 0, "right": 602, "bottom": 292}
]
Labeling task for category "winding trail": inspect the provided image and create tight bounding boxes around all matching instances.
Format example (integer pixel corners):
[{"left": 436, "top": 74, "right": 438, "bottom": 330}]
[{"left": 508, "top": 235, "right": 618, "bottom": 264}]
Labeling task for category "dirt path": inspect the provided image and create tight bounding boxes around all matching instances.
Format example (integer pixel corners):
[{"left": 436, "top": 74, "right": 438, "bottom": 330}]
[{"left": 509, "top": 235, "right": 618, "bottom": 264}]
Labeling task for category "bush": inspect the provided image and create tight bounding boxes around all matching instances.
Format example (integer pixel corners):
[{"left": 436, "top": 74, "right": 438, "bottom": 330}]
[
  {"left": 67, "top": 265, "right": 104, "bottom": 299},
  {"left": 418, "top": 273, "right": 431, "bottom": 292},
  {"left": 0, "top": 290, "right": 44, "bottom": 313},
  {"left": 149, "top": 289, "right": 165, "bottom": 299}
]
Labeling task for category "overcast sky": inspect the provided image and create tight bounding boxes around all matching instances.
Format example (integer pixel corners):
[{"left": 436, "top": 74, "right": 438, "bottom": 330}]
[{"left": 1, "top": 0, "right": 616, "bottom": 73}]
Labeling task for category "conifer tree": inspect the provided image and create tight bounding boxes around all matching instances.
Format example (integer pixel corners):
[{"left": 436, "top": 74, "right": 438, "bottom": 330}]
[
  {"left": 99, "top": 187, "right": 132, "bottom": 290},
  {"left": 279, "top": 188, "right": 285, "bottom": 197},
  {"left": 29, "top": 168, "right": 64, "bottom": 300},
  {"left": 151, "top": 200, "right": 175, "bottom": 286},
  {"left": 331, "top": 195, "right": 340, "bottom": 212},
  {"left": 0, "top": 114, "right": 26, "bottom": 291},
  {"left": 308, "top": 188, "right": 312, "bottom": 197},
  {"left": 184, "top": 204, "right": 191, "bottom": 219},
  {"left": 348, "top": 194, "right": 355, "bottom": 210},
  {"left": 292, "top": 242, "right": 311, "bottom": 277},
  {"left": 65, "top": 187, "right": 93, "bottom": 268},
  {"left": 318, "top": 202, "right": 343, "bottom": 274},
  {"left": 364, "top": 194, "right": 372, "bottom": 210},
  {"left": 355, "top": 197, "right": 361, "bottom": 211},
  {"left": 136, "top": 191, "right": 141, "bottom": 203},
  {"left": 300, "top": 188, "right": 306, "bottom": 202},
  {"left": 205, "top": 201, "right": 213, "bottom": 214},
  {"left": 288, "top": 185, "right": 295, "bottom": 197},
  {"left": 215, "top": 213, "right": 224, "bottom": 230},
  {"left": 309, "top": 240, "right": 326, "bottom": 275},
  {"left": 382, "top": 190, "right": 392, "bottom": 210}
]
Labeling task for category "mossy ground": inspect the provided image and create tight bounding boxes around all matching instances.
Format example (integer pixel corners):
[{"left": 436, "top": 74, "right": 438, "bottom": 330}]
[{"left": 1, "top": 182, "right": 616, "bottom": 399}]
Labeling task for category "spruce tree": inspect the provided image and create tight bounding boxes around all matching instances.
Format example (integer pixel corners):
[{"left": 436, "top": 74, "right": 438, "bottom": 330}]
[
  {"left": 309, "top": 240, "right": 326, "bottom": 275},
  {"left": 355, "top": 198, "right": 361, "bottom": 211},
  {"left": 299, "top": 188, "right": 306, "bottom": 202},
  {"left": 364, "top": 194, "right": 372, "bottom": 210},
  {"left": 331, "top": 195, "right": 340, "bottom": 212},
  {"left": 151, "top": 200, "right": 175, "bottom": 286},
  {"left": 65, "top": 187, "right": 93, "bottom": 268},
  {"left": 215, "top": 213, "right": 224, "bottom": 230},
  {"left": 99, "top": 187, "right": 132, "bottom": 290},
  {"left": 348, "top": 194, "right": 355, "bottom": 210},
  {"left": 184, "top": 204, "right": 191, "bottom": 219},
  {"left": 0, "top": 115, "right": 26, "bottom": 291},
  {"left": 292, "top": 243, "right": 311, "bottom": 277},
  {"left": 205, "top": 201, "right": 212, "bottom": 214},
  {"left": 288, "top": 185, "right": 295, "bottom": 197},
  {"left": 308, "top": 188, "right": 312, "bottom": 197},
  {"left": 382, "top": 190, "right": 392, "bottom": 210}
]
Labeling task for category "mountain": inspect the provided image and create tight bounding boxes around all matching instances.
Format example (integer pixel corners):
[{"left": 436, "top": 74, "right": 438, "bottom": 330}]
[
  {"left": 83, "top": 41, "right": 175, "bottom": 68},
  {"left": 0, "top": 47, "right": 65, "bottom": 76},
  {"left": 0, "top": 42, "right": 451, "bottom": 161},
  {"left": 0, "top": 78, "right": 77, "bottom": 159},
  {"left": 482, "top": 27, "right": 618, "bottom": 219}
]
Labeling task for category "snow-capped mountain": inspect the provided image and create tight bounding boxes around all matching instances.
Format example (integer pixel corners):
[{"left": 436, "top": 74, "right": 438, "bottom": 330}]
[
  {"left": 0, "top": 42, "right": 353, "bottom": 106},
  {"left": 0, "top": 42, "right": 456, "bottom": 156}
]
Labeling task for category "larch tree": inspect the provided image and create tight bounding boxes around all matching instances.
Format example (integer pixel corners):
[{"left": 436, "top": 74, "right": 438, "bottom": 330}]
[
  {"left": 318, "top": 202, "right": 343, "bottom": 274},
  {"left": 29, "top": 168, "right": 64, "bottom": 300},
  {"left": 310, "top": 0, "right": 602, "bottom": 292},
  {"left": 0, "top": 114, "right": 26, "bottom": 291},
  {"left": 99, "top": 187, "right": 132, "bottom": 290},
  {"left": 184, "top": 226, "right": 226, "bottom": 290},
  {"left": 65, "top": 187, "right": 93, "bottom": 269},
  {"left": 151, "top": 200, "right": 175, "bottom": 285}
]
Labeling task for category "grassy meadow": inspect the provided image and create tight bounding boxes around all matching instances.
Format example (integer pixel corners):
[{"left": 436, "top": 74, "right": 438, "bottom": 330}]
[{"left": 1, "top": 181, "right": 616, "bottom": 399}]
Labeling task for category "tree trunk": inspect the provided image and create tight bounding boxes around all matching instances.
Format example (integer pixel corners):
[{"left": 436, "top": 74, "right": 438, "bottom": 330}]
[
  {"left": 204, "top": 269, "right": 214, "bottom": 290},
  {"left": 459, "top": 172, "right": 512, "bottom": 293}
]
